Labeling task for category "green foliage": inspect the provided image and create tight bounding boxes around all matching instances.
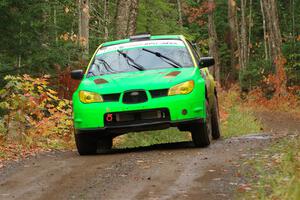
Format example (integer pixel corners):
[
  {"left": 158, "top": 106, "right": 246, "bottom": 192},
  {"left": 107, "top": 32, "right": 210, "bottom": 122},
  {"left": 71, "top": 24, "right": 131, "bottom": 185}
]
[
  {"left": 137, "top": 0, "right": 189, "bottom": 36},
  {"left": 0, "top": 0, "right": 81, "bottom": 77},
  {"left": 0, "top": 119, "right": 5, "bottom": 137},
  {"left": 0, "top": 0, "right": 299, "bottom": 89},
  {"left": 282, "top": 41, "right": 300, "bottom": 86},
  {"left": 239, "top": 59, "right": 273, "bottom": 92}
]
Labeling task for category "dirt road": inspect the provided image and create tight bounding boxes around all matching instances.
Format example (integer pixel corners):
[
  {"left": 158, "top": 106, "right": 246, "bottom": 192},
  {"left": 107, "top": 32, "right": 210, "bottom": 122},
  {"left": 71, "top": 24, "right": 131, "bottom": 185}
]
[
  {"left": 0, "top": 112, "right": 298, "bottom": 200},
  {"left": 0, "top": 135, "right": 272, "bottom": 200}
]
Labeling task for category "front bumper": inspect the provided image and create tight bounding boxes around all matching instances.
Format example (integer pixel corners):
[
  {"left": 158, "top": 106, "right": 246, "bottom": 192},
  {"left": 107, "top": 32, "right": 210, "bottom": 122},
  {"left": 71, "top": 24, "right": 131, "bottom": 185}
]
[
  {"left": 75, "top": 118, "right": 203, "bottom": 137},
  {"left": 73, "top": 85, "right": 206, "bottom": 130}
]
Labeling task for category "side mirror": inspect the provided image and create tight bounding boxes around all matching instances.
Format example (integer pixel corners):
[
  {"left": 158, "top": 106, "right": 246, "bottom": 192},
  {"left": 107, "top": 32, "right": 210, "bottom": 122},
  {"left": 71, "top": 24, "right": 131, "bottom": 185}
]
[
  {"left": 198, "top": 57, "right": 215, "bottom": 69},
  {"left": 71, "top": 69, "right": 84, "bottom": 80}
]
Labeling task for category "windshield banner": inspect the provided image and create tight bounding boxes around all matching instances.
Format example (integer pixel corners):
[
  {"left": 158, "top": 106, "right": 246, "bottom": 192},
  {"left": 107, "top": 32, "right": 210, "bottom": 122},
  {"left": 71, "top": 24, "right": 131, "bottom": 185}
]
[{"left": 97, "top": 40, "right": 185, "bottom": 55}]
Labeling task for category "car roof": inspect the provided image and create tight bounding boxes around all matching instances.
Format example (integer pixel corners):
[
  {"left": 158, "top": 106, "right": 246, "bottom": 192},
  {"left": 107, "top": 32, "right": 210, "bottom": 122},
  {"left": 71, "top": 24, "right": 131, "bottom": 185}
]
[{"left": 101, "top": 35, "right": 184, "bottom": 47}]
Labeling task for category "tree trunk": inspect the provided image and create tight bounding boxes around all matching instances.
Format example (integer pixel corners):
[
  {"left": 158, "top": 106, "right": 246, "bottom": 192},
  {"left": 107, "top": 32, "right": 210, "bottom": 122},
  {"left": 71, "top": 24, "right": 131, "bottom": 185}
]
[
  {"left": 247, "top": 0, "right": 252, "bottom": 60},
  {"left": 177, "top": 0, "right": 183, "bottom": 28},
  {"left": 240, "top": 0, "right": 248, "bottom": 69},
  {"left": 207, "top": 0, "right": 221, "bottom": 84},
  {"left": 115, "top": 0, "right": 130, "bottom": 39},
  {"left": 127, "top": 0, "right": 139, "bottom": 36},
  {"left": 260, "top": 0, "right": 269, "bottom": 61},
  {"left": 262, "top": 0, "right": 281, "bottom": 60},
  {"left": 262, "top": 0, "right": 287, "bottom": 95},
  {"left": 291, "top": 0, "right": 295, "bottom": 44},
  {"left": 54, "top": 6, "right": 58, "bottom": 44},
  {"left": 78, "top": 0, "right": 90, "bottom": 56},
  {"left": 228, "top": 0, "right": 240, "bottom": 79},
  {"left": 103, "top": 0, "right": 109, "bottom": 41}
]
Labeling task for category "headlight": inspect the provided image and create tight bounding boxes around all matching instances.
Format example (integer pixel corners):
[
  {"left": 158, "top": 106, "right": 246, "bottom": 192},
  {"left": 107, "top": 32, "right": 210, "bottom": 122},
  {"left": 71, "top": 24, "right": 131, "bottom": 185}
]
[
  {"left": 79, "top": 91, "right": 103, "bottom": 103},
  {"left": 168, "top": 80, "right": 194, "bottom": 96}
]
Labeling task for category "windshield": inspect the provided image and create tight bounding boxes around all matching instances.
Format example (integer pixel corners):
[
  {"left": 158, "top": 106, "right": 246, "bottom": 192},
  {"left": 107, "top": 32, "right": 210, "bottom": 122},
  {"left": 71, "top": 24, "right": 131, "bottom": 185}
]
[{"left": 87, "top": 40, "right": 194, "bottom": 77}]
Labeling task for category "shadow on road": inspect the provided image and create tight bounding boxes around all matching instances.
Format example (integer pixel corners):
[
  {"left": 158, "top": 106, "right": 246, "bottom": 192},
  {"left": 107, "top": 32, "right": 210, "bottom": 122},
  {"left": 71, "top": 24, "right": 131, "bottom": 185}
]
[{"left": 97, "top": 141, "right": 196, "bottom": 155}]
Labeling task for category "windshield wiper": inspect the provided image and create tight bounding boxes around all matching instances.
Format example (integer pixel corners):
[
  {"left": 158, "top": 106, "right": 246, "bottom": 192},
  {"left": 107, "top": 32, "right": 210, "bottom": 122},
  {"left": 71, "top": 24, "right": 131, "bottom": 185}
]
[
  {"left": 117, "top": 50, "right": 145, "bottom": 71},
  {"left": 142, "top": 48, "right": 182, "bottom": 68},
  {"left": 87, "top": 59, "right": 114, "bottom": 77},
  {"left": 98, "top": 59, "right": 116, "bottom": 73}
]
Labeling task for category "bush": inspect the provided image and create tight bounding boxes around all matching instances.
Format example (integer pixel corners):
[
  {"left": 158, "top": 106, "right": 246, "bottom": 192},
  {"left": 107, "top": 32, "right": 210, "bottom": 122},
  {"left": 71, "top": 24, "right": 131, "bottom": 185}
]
[
  {"left": 0, "top": 75, "right": 73, "bottom": 147},
  {"left": 239, "top": 59, "right": 273, "bottom": 93},
  {"left": 282, "top": 41, "right": 300, "bottom": 87}
]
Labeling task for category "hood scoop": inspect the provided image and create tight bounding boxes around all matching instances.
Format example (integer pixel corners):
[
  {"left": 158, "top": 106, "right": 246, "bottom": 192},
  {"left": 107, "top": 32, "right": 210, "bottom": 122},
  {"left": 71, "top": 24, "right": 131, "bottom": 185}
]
[
  {"left": 164, "top": 71, "right": 181, "bottom": 78},
  {"left": 94, "top": 78, "right": 108, "bottom": 84}
]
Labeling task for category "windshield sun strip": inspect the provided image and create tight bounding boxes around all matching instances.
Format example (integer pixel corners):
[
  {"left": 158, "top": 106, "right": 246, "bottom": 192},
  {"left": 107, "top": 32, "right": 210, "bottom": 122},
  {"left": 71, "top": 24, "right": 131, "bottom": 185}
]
[{"left": 96, "top": 45, "right": 186, "bottom": 57}]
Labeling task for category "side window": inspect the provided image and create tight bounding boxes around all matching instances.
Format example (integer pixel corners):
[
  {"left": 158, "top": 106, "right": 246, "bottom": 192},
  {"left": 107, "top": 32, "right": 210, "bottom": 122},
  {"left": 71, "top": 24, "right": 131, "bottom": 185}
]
[{"left": 186, "top": 40, "right": 201, "bottom": 61}]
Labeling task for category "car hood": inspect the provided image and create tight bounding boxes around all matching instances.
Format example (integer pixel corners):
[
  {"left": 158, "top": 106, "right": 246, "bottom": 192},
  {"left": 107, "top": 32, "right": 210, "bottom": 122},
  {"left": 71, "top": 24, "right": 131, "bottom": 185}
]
[{"left": 79, "top": 67, "right": 199, "bottom": 94}]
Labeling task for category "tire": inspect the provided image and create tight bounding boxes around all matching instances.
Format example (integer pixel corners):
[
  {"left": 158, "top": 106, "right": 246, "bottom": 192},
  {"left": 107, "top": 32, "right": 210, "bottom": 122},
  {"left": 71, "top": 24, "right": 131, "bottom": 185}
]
[
  {"left": 191, "top": 100, "right": 212, "bottom": 147},
  {"left": 75, "top": 133, "right": 98, "bottom": 155},
  {"left": 97, "top": 137, "right": 113, "bottom": 152},
  {"left": 211, "top": 95, "right": 221, "bottom": 139}
]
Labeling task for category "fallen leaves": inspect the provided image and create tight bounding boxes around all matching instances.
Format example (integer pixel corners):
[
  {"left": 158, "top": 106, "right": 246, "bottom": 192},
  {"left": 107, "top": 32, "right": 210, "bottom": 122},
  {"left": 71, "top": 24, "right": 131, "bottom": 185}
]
[
  {"left": 0, "top": 142, "right": 46, "bottom": 169},
  {"left": 237, "top": 183, "right": 252, "bottom": 192}
]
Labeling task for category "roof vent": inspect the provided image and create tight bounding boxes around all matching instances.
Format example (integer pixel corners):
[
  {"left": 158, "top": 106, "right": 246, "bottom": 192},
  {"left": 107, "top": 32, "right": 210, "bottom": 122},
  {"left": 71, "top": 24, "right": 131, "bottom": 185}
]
[{"left": 129, "top": 34, "right": 151, "bottom": 41}]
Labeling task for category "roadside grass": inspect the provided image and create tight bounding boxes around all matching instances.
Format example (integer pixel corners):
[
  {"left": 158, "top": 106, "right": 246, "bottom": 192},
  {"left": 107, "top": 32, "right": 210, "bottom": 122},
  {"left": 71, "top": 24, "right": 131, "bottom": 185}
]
[
  {"left": 115, "top": 128, "right": 190, "bottom": 148},
  {"left": 221, "top": 106, "right": 262, "bottom": 139},
  {"left": 237, "top": 135, "right": 300, "bottom": 200},
  {"left": 218, "top": 86, "right": 263, "bottom": 139}
]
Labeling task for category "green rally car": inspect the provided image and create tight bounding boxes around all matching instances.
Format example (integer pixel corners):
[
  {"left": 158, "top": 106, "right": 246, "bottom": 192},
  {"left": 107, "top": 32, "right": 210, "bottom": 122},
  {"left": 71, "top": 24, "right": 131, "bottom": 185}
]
[{"left": 71, "top": 34, "right": 221, "bottom": 155}]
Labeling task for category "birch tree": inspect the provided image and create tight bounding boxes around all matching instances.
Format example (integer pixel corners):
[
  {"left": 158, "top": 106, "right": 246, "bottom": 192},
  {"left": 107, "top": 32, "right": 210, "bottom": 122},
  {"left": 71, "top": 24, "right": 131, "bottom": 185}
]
[
  {"left": 115, "top": 0, "right": 139, "bottom": 39},
  {"left": 262, "top": 0, "right": 287, "bottom": 94},
  {"left": 207, "top": 0, "right": 221, "bottom": 84},
  {"left": 127, "top": 0, "right": 139, "bottom": 36},
  {"left": 228, "top": 0, "right": 240, "bottom": 78},
  {"left": 240, "top": 0, "right": 248, "bottom": 69},
  {"left": 177, "top": 0, "right": 183, "bottom": 28},
  {"left": 78, "top": 0, "right": 90, "bottom": 56}
]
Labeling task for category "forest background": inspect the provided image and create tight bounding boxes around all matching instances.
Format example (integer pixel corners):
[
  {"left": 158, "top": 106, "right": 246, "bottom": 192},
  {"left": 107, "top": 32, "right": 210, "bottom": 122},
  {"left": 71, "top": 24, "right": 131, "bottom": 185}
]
[{"left": 0, "top": 2, "right": 299, "bottom": 198}]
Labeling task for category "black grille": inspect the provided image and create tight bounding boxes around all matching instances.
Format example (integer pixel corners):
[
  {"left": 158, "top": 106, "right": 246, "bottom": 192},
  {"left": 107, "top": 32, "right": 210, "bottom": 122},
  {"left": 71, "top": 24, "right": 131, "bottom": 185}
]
[
  {"left": 104, "top": 108, "right": 170, "bottom": 127},
  {"left": 123, "top": 90, "right": 147, "bottom": 104},
  {"left": 150, "top": 89, "right": 168, "bottom": 98},
  {"left": 102, "top": 93, "right": 120, "bottom": 102}
]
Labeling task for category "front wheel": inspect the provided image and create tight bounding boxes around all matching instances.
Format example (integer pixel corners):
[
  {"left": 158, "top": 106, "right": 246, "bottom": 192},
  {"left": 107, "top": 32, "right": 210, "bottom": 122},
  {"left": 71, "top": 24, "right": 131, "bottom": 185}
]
[
  {"left": 191, "top": 100, "right": 212, "bottom": 147},
  {"left": 75, "top": 133, "right": 113, "bottom": 155},
  {"left": 75, "top": 133, "right": 98, "bottom": 155}
]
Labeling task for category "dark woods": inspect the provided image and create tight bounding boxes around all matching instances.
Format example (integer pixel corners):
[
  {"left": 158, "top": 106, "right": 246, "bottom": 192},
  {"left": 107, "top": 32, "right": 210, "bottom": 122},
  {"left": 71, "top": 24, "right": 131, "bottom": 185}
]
[{"left": 0, "top": 0, "right": 299, "bottom": 98}]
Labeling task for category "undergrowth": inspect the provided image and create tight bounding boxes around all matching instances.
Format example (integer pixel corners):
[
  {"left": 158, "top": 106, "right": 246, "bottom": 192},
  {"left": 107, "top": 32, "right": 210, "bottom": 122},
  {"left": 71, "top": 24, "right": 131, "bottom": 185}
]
[
  {"left": 0, "top": 75, "right": 74, "bottom": 166},
  {"left": 218, "top": 86, "right": 263, "bottom": 138}
]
